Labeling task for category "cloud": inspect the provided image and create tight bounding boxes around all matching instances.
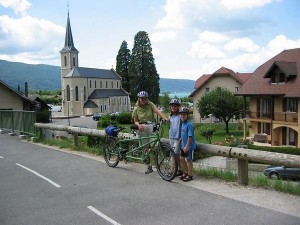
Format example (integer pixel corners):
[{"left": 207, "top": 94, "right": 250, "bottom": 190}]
[
  {"left": 220, "top": 0, "right": 275, "bottom": 10},
  {"left": 0, "top": 15, "right": 64, "bottom": 64},
  {"left": 0, "top": 0, "right": 31, "bottom": 16},
  {"left": 150, "top": 31, "right": 177, "bottom": 42},
  {"left": 186, "top": 34, "right": 300, "bottom": 80}
]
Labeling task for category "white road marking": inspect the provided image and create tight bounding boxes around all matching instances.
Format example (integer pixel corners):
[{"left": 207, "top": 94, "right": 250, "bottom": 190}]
[
  {"left": 87, "top": 206, "right": 121, "bottom": 225},
  {"left": 0, "top": 156, "right": 3, "bottom": 158},
  {"left": 16, "top": 163, "right": 61, "bottom": 188}
]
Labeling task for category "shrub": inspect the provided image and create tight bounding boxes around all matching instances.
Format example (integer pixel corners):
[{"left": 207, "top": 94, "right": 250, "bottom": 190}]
[
  {"left": 116, "top": 112, "right": 133, "bottom": 124},
  {"left": 36, "top": 110, "right": 51, "bottom": 123}
]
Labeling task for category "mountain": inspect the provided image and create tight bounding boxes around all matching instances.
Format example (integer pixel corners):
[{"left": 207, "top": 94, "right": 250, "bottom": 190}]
[{"left": 0, "top": 59, "right": 195, "bottom": 94}]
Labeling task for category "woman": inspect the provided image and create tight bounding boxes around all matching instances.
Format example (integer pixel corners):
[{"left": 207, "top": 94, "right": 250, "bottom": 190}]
[{"left": 132, "top": 91, "right": 168, "bottom": 174}]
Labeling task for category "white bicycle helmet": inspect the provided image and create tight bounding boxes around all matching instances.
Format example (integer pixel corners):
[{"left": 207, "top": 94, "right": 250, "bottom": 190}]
[
  {"left": 169, "top": 98, "right": 181, "bottom": 105},
  {"left": 137, "top": 91, "right": 149, "bottom": 98},
  {"left": 179, "top": 106, "right": 189, "bottom": 114}
]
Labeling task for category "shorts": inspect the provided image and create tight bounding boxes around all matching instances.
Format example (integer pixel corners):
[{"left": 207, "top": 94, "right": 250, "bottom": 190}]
[
  {"left": 170, "top": 139, "right": 180, "bottom": 154},
  {"left": 180, "top": 149, "right": 194, "bottom": 161}
]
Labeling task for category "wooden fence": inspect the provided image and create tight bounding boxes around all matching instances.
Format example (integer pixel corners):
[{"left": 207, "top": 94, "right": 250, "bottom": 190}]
[{"left": 34, "top": 123, "right": 300, "bottom": 185}]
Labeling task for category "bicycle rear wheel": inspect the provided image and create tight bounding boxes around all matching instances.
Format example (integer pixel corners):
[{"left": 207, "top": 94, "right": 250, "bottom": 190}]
[
  {"left": 104, "top": 136, "right": 120, "bottom": 167},
  {"left": 155, "top": 143, "right": 178, "bottom": 181}
]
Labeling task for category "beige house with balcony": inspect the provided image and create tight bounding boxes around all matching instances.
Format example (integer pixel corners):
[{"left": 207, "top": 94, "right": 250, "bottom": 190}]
[
  {"left": 60, "top": 14, "right": 130, "bottom": 117},
  {"left": 237, "top": 48, "right": 300, "bottom": 148},
  {"left": 189, "top": 67, "right": 251, "bottom": 122}
]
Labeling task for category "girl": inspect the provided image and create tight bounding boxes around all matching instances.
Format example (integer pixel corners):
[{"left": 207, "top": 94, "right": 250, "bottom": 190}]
[{"left": 168, "top": 99, "right": 182, "bottom": 176}]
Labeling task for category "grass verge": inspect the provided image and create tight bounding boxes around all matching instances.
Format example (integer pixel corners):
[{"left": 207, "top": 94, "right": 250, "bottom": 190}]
[{"left": 32, "top": 137, "right": 300, "bottom": 196}]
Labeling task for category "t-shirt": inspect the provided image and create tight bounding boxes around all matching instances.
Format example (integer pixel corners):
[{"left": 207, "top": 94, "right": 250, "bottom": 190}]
[
  {"left": 180, "top": 119, "right": 196, "bottom": 151},
  {"left": 132, "top": 101, "right": 155, "bottom": 123},
  {"left": 169, "top": 114, "right": 181, "bottom": 139}
]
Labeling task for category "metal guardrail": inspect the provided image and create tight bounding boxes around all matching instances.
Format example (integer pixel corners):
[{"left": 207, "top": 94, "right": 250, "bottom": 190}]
[
  {"left": 34, "top": 123, "right": 300, "bottom": 185},
  {"left": 0, "top": 110, "right": 36, "bottom": 135}
]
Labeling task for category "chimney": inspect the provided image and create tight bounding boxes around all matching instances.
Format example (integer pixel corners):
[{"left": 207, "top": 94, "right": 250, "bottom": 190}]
[{"left": 25, "top": 82, "right": 28, "bottom": 97}]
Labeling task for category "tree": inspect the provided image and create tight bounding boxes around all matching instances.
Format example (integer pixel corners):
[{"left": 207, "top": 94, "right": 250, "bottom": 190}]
[
  {"left": 197, "top": 87, "right": 244, "bottom": 135},
  {"left": 116, "top": 41, "right": 131, "bottom": 92},
  {"left": 159, "top": 92, "right": 171, "bottom": 112},
  {"left": 128, "top": 31, "right": 160, "bottom": 104}
]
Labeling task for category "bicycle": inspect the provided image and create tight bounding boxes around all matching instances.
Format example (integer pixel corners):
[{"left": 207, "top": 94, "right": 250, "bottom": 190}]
[{"left": 103, "top": 120, "right": 178, "bottom": 181}]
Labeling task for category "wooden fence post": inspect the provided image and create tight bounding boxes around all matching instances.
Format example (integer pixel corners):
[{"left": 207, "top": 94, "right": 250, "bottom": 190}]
[{"left": 238, "top": 159, "right": 248, "bottom": 185}]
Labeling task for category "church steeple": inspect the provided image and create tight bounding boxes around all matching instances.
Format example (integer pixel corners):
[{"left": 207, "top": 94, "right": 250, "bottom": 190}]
[
  {"left": 60, "top": 12, "right": 79, "bottom": 79},
  {"left": 61, "top": 12, "right": 78, "bottom": 53}
]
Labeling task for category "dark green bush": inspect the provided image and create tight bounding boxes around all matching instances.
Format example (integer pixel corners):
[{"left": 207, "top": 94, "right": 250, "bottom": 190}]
[
  {"left": 116, "top": 112, "right": 133, "bottom": 124},
  {"left": 36, "top": 110, "right": 51, "bottom": 123},
  {"left": 98, "top": 114, "right": 117, "bottom": 128}
]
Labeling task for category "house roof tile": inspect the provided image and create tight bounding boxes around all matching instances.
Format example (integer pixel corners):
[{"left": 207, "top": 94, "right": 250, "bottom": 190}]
[{"left": 237, "top": 48, "right": 300, "bottom": 98}]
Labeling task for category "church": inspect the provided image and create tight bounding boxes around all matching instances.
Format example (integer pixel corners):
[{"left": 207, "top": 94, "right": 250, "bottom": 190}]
[{"left": 60, "top": 14, "right": 130, "bottom": 117}]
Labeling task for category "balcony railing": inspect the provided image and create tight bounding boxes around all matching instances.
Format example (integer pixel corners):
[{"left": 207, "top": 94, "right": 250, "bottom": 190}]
[{"left": 246, "top": 111, "right": 298, "bottom": 123}]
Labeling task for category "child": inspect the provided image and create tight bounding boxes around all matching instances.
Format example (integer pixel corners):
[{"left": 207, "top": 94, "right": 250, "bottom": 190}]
[
  {"left": 168, "top": 99, "right": 183, "bottom": 176},
  {"left": 178, "top": 107, "right": 196, "bottom": 182}
]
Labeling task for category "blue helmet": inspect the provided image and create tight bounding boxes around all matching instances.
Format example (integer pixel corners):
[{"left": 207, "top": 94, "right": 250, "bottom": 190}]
[
  {"left": 105, "top": 125, "right": 119, "bottom": 137},
  {"left": 137, "top": 91, "right": 148, "bottom": 98}
]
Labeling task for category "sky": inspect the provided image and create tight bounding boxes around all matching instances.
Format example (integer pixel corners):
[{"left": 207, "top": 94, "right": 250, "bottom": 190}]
[{"left": 0, "top": 0, "right": 300, "bottom": 81}]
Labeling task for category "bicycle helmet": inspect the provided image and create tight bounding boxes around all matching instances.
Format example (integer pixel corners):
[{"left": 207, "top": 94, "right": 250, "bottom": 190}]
[
  {"left": 105, "top": 125, "right": 119, "bottom": 137},
  {"left": 179, "top": 106, "right": 189, "bottom": 114},
  {"left": 169, "top": 98, "right": 181, "bottom": 105},
  {"left": 137, "top": 91, "right": 149, "bottom": 98}
]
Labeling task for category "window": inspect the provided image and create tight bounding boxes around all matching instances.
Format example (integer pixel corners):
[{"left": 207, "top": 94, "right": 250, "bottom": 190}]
[
  {"left": 271, "top": 72, "right": 286, "bottom": 84},
  {"left": 287, "top": 98, "right": 297, "bottom": 112},
  {"left": 75, "top": 86, "right": 79, "bottom": 101},
  {"left": 117, "top": 82, "right": 119, "bottom": 89},
  {"left": 261, "top": 98, "right": 271, "bottom": 117},
  {"left": 262, "top": 123, "right": 270, "bottom": 135},
  {"left": 84, "top": 86, "right": 86, "bottom": 101},
  {"left": 89, "top": 80, "right": 92, "bottom": 88},
  {"left": 111, "top": 81, "right": 113, "bottom": 88},
  {"left": 106, "top": 81, "right": 108, "bottom": 88},
  {"left": 64, "top": 55, "right": 67, "bottom": 67},
  {"left": 95, "top": 80, "right": 96, "bottom": 88},
  {"left": 235, "top": 87, "right": 239, "bottom": 92},
  {"left": 100, "top": 81, "right": 102, "bottom": 88},
  {"left": 73, "top": 57, "right": 76, "bottom": 67},
  {"left": 66, "top": 85, "right": 70, "bottom": 101},
  {"left": 205, "top": 87, "right": 210, "bottom": 93}
]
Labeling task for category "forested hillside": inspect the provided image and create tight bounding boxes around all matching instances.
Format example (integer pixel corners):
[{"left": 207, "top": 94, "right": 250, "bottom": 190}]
[{"left": 0, "top": 59, "right": 195, "bottom": 93}]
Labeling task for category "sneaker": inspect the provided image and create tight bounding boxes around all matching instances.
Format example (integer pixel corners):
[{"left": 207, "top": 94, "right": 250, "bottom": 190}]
[{"left": 145, "top": 165, "right": 153, "bottom": 174}]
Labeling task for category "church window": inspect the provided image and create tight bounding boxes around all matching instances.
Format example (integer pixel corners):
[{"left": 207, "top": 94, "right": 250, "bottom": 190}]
[
  {"left": 111, "top": 81, "right": 113, "bottom": 88},
  {"left": 73, "top": 57, "right": 76, "bottom": 67},
  {"left": 66, "top": 85, "right": 70, "bottom": 101},
  {"left": 84, "top": 86, "right": 86, "bottom": 101},
  {"left": 117, "top": 82, "right": 119, "bottom": 88},
  {"left": 90, "top": 80, "right": 92, "bottom": 88},
  {"left": 100, "top": 81, "right": 102, "bottom": 88},
  {"left": 75, "top": 86, "right": 79, "bottom": 101},
  {"left": 106, "top": 81, "right": 108, "bottom": 88},
  {"left": 64, "top": 55, "right": 67, "bottom": 67},
  {"left": 123, "top": 97, "right": 127, "bottom": 105},
  {"left": 95, "top": 80, "right": 96, "bottom": 88}
]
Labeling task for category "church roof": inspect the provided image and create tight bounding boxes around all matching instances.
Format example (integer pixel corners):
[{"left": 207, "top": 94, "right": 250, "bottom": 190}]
[
  {"left": 64, "top": 67, "right": 121, "bottom": 79},
  {"left": 83, "top": 100, "right": 98, "bottom": 108},
  {"left": 89, "top": 88, "right": 129, "bottom": 99},
  {"left": 60, "top": 13, "right": 78, "bottom": 53}
]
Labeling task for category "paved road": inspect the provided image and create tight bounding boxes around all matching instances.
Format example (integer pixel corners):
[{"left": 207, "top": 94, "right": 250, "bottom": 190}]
[{"left": 1, "top": 134, "right": 300, "bottom": 225}]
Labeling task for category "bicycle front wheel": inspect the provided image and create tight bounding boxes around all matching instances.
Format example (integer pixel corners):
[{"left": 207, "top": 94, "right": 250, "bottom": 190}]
[
  {"left": 155, "top": 143, "right": 178, "bottom": 181},
  {"left": 104, "top": 136, "right": 120, "bottom": 167}
]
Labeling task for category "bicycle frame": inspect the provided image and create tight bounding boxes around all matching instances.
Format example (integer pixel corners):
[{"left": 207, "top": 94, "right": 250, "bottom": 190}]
[{"left": 104, "top": 121, "right": 178, "bottom": 181}]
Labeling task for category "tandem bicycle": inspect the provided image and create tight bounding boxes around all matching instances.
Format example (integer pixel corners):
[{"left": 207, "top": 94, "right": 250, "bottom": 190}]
[{"left": 103, "top": 120, "right": 178, "bottom": 181}]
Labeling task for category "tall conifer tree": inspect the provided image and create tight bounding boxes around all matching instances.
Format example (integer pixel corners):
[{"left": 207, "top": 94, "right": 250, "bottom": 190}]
[
  {"left": 128, "top": 31, "right": 160, "bottom": 104},
  {"left": 116, "top": 41, "right": 131, "bottom": 92}
]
